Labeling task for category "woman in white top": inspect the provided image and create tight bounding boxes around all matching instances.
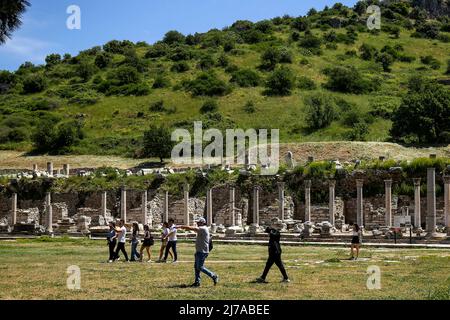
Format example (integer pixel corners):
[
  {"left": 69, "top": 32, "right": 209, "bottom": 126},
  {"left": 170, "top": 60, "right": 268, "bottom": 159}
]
[
  {"left": 350, "top": 224, "right": 362, "bottom": 260},
  {"left": 157, "top": 222, "right": 173, "bottom": 262}
]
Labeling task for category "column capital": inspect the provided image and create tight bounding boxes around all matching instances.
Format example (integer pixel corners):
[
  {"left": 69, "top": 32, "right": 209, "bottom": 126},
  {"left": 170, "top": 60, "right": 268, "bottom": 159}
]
[
  {"left": 183, "top": 183, "right": 190, "bottom": 192},
  {"left": 356, "top": 179, "right": 364, "bottom": 188},
  {"left": 304, "top": 180, "right": 312, "bottom": 188},
  {"left": 444, "top": 176, "right": 450, "bottom": 184},
  {"left": 277, "top": 181, "right": 285, "bottom": 188},
  {"left": 413, "top": 178, "right": 421, "bottom": 186},
  {"left": 427, "top": 167, "right": 436, "bottom": 173},
  {"left": 384, "top": 179, "right": 393, "bottom": 187},
  {"left": 329, "top": 179, "right": 336, "bottom": 187}
]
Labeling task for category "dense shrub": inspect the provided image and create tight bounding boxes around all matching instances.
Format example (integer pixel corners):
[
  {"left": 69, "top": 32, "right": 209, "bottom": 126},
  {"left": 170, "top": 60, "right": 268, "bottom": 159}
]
[
  {"left": 22, "top": 74, "right": 47, "bottom": 94},
  {"left": 170, "top": 61, "right": 190, "bottom": 73},
  {"left": 375, "top": 52, "right": 395, "bottom": 72},
  {"left": 169, "top": 45, "right": 193, "bottom": 61},
  {"left": 347, "top": 122, "right": 369, "bottom": 141},
  {"left": 304, "top": 93, "right": 337, "bottom": 130},
  {"left": 216, "top": 54, "right": 229, "bottom": 68},
  {"left": 45, "top": 54, "right": 61, "bottom": 67},
  {"left": 108, "top": 65, "right": 140, "bottom": 85},
  {"left": 162, "top": 30, "right": 186, "bottom": 45},
  {"left": 185, "top": 72, "right": 231, "bottom": 96},
  {"left": 76, "top": 61, "right": 98, "bottom": 82},
  {"left": 420, "top": 55, "right": 441, "bottom": 69},
  {"left": 197, "top": 55, "right": 216, "bottom": 70},
  {"left": 323, "top": 66, "right": 378, "bottom": 94},
  {"left": 415, "top": 22, "right": 441, "bottom": 39},
  {"left": 291, "top": 17, "right": 310, "bottom": 31},
  {"left": 142, "top": 125, "right": 174, "bottom": 162},
  {"left": 264, "top": 66, "right": 295, "bottom": 96},
  {"left": 145, "top": 42, "right": 170, "bottom": 58},
  {"left": 391, "top": 77, "right": 450, "bottom": 144},
  {"left": 243, "top": 100, "right": 256, "bottom": 113},
  {"left": 103, "top": 40, "right": 134, "bottom": 54},
  {"left": 152, "top": 75, "right": 171, "bottom": 89},
  {"left": 200, "top": 99, "right": 219, "bottom": 114},
  {"left": 297, "top": 76, "right": 316, "bottom": 90},
  {"left": 260, "top": 47, "right": 281, "bottom": 70},
  {"left": 230, "top": 69, "right": 261, "bottom": 87},
  {"left": 299, "top": 34, "right": 322, "bottom": 51},
  {"left": 94, "top": 52, "right": 112, "bottom": 69},
  {"left": 0, "top": 70, "right": 17, "bottom": 86},
  {"left": 32, "top": 119, "right": 84, "bottom": 154},
  {"left": 359, "top": 43, "right": 378, "bottom": 60}
]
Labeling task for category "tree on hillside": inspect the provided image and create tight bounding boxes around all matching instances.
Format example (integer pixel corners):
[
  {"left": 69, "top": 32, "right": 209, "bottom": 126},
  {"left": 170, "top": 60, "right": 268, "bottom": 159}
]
[
  {"left": 390, "top": 77, "right": 450, "bottom": 144},
  {"left": 0, "top": 0, "right": 30, "bottom": 44},
  {"left": 143, "top": 125, "right": 174, "bottom": 163}
]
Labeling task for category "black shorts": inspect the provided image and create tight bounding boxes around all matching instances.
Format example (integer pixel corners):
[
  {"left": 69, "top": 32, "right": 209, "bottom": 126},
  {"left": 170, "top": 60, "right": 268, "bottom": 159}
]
[{"left": 351, "top": 236, "right": 360, "bottom": 244}]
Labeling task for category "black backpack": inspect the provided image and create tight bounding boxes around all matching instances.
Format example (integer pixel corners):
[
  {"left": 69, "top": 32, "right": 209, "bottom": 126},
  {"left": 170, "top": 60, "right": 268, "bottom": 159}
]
[{"left": 209, "top": 236, "right": 214, "bottom": 252}]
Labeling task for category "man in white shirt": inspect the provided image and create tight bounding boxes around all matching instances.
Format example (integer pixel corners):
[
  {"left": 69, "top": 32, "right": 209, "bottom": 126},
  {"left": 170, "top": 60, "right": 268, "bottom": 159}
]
[
  {"left": 113, "top": 220, "right": 129, "bottom": 262},
  {"left": 162, "top": 218, "right": 178, "bottom": 263}
]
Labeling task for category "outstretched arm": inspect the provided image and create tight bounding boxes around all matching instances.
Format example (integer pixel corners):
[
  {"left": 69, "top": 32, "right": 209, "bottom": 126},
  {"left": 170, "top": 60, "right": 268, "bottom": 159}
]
[{"left": 178, "top": 225, "right": 199, "bottom": 232}]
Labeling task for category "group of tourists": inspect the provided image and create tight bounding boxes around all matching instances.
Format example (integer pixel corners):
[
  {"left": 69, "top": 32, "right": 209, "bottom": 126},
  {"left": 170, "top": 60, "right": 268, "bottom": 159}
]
[
  {"left": 106, "top": 217, "right": 363, "bottom": 286},
  {"left": 107, "top": 219, "right": 178, "bottom": 263},
  {"left": 107, "top": 217, "right": 219, "bottom": 287}
]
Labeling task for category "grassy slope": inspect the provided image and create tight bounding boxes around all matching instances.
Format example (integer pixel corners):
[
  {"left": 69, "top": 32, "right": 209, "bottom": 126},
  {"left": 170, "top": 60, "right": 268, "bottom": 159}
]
[
  {"left": 0, "top": 239, "right": 449, "bottom": 300},
  {"left": 0, "top": 17, "right": 449, "bottom": 157}
]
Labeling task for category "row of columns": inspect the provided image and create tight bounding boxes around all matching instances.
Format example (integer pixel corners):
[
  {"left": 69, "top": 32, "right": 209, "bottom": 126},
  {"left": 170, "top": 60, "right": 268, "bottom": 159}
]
[{"left": 7, "top": 169, "right": 450, "bottom": 234}]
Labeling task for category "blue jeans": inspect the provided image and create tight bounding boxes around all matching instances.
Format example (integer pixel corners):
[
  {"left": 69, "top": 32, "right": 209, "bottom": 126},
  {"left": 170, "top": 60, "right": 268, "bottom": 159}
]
[
  {"left": 130, "top": 240, "right": 140, "bottom": 261},
  {"left": 194, "top": 252, "right": 215, "bottom": 284}
]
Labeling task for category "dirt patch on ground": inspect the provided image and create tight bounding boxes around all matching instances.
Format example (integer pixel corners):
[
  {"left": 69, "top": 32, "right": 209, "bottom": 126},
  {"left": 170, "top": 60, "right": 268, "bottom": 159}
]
[{"left": 0, "top": 142, "right": 449, "bottom": 170}]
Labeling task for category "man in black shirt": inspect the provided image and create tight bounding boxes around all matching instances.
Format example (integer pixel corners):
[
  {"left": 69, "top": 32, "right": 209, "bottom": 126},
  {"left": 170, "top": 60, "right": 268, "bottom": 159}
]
[{"left": 256, "top": 227, "right": 290, "bottom": 283}]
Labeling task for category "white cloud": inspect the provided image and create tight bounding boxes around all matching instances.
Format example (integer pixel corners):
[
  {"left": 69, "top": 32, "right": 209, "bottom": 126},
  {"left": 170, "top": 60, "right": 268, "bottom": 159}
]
[{"left": 0, "top": 36, "right": 54, "bottom": 65}]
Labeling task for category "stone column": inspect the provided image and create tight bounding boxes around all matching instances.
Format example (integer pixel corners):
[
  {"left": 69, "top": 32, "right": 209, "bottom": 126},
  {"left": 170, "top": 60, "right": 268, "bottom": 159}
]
[
  {"left": 385, "top": 180, "right": 393, "bottom": 227},
  {"left": 426, "top": 168, "right": 436, "bottom": 235},
  {"left": 32, "top": 164, "right": 38, "bottom": 172},
  {"left": 45, "top": 192, "right": 53, "bottom": 233},
  {"left": 101, "top": 191, "right": 108, "bottom": 218},
  {"left": 444, "top": 176, "right": 450, "bottom": 236},
  {"left": 206, "top": 188, "right": 213, "bottom": 227},
  {"left": 11, "top": 193, "right": 17, "bottom": 226},
  {"left": 63, "top": 164, "right": 70, "bottom": 177},
  {"left": 278, "top": 182, "right": 285, "bottom": 221},
  {"left": 229, "top": 186, "right": 236, "bottom": 226},
  {"left": 47, "top": 162, "right": 53, "bottom": 177},
  {"left": 304, "top": 180, "right": 311, "bottom": 222},
  {"left": 120, "top": 187, "right": 127, "bottom": 223},
  {"left": 413, "top": 178, "right": 421, "bottom": 229},
  {"left": 329, "top": 180, "right": 336, "bottom": 226},
  {"left": 356, "top": 179, "right": 364, "bottom": 227},
  {"left": 163, "top": 190, "right": 169, "bottom": 223},
  {"left": 253, "top": 186, "right": 259, "bottom": 225},
  {"left": 184, "top": 184, "right": 190, "bottom": 226},
  {"left": 142, "top": 190, "right": 148, "bottom": 226}
]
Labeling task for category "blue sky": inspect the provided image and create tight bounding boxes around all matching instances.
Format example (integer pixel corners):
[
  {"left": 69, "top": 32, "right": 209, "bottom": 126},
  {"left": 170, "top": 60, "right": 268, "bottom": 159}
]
[{"left": 0, "top": 0, "right": 357, "bottom": 71}]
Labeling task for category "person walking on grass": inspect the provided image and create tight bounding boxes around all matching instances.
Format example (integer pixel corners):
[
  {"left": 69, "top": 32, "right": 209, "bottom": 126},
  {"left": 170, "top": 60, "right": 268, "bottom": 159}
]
[
  {"left": 139, "top": 224, "right": 154, "bottom": 262},
  {"left": 161, "top": 219, "right": 178, "bottom": 263},
  {"left": 114, "top": 219, "right": 129, "bottom": 262},
  {"left": 130, "top": 222, "right": 141, "bottom": 262},
  {"left": 107, "top": 222, "right": 117, "bottom": 263},
  {"left": 256, "top": 227, "right": 290, "bottom": 283},
  {"left": 157, "top": 222, "right": 173, "bottom": 262},
  {"left": 350, "top": 223, "right": 362, "bottom": 260},
  {"left": 178, "top": 218, "right": 218, "bottom": 287}
]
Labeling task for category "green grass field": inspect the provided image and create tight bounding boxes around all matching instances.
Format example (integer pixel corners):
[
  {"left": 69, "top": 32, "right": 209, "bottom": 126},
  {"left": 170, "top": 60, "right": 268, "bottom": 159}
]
[{"left": 0, "top": 238, "right": 449, "bottom": 300}]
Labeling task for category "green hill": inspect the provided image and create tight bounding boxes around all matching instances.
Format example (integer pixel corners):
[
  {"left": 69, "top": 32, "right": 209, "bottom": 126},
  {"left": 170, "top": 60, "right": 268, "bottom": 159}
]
[{"left": 0, "top": 0, "right": 449, "bottom": 158}]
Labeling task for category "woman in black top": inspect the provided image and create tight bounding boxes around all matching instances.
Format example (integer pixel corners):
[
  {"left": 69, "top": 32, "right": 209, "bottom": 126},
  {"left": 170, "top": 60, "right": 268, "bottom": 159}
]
[
  {"left": 350, "top": 224, "right": 362, "bottom": 260},
  {"left": 107, "top": 222, "right": 117, "bottom": 263},
  {"left": 139, "top": 224, "right": 154, "bottom": 262},
  {"left": 256, "top": 227, "right": 290, "bottom": 283}
]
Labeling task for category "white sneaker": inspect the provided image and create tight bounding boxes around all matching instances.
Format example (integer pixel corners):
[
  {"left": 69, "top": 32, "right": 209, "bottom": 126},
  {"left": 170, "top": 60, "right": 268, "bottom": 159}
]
[
  {"left": 108, "top": 260, "right": 113, "bottom": 263},
  {"left": 147, "top": 260, "right": 152, "bottom": 263}
]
